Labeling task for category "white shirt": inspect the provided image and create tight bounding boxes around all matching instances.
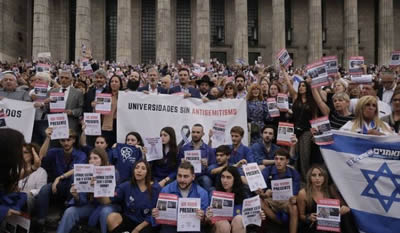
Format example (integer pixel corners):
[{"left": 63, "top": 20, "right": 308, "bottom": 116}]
[
  {"left": 18, "top": 167, "right": 48, "bottom": 196},
  {"left": 349, "top": 98, "right": 392, "bottom": 118},
  {"left": 382, "top": 85, "right": 396, "bottom": 104},
  {"left": 340, "top": 120, "right": 394, "bottom": 135}
]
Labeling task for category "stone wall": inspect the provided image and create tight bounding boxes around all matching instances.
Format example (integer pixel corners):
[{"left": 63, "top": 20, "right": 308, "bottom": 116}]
[
  {"left": 49, "top": 0, "right": 69, "bottom": 61},
  {"left": 91, "top": 0, "right": 105, "bottom": 61}
]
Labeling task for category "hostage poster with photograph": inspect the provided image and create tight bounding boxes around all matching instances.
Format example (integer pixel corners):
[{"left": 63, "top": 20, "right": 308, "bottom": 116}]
[
  {"left": 49, "top": 92, "right": 65, "bottom": 113},
  {"left": 310, "top": 116, "right": 334, "bottom": 145},
  {"left": 95, "top": 93, "right": 112, "bottom": 114},
  {"left": 322, "top": 56, "right": 338, "bottom": 77},
  {"left": 94, "top": 166, "right": 116, "bottom": 197},
  {"left": 348, "top": 56, "right": 364, "bottom": 75},
  {"left": 33, "top": 82, "right": 48, "bottom": 101},
  {"left": 317, "top": 199, "right": 341, "bottom": 232},
  {"left": 156, "top": 193, "right": 179, "bottom": 226},
  {"left": 117, "top": 92, "right": 248, "bottom": 147},
  {"left": 276, "top": 93, "right": 289, "bottom": 112},
  {"left": 267, "top": 98, "right": 280, "bottom": 118},
  {"left": 243, "top": 163, "right": 267, "bottom": 192},
  {"left": 390, "top": 51, "right": 400, "bottom": 67},
  {"left": 306, "top": 60, "right": 329, "bottom": 88},
  {"left": 276, "top": 49, "right": 293, "bottom": 69},
  {"left": 277, "top": 122, "right": 294, "bottom": 146},
  {"left": 144, "top": 137, "right": 163, "bottom": 162},
  {"left": 210, "top": 191, "right": 235, "bottom": 223},
  {"left": 177, "top": 198, "right": 201, "bottom": 232},
  {"left": 242, "top": 195, "right": 262, "bottom": 227}
]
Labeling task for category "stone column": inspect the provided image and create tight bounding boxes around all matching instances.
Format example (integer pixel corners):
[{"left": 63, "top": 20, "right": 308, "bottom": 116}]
[
  {"left": 343, "top": 0, "right": 358, "bottom": 64},
  {"left": 195, "top": 0, "right": 210, "bottom": 63},
  {"left": 378, "top": 0, "right": 394, "bottom": 66},
  {"left": 116, "top": 0, "right": 132, "bottom": 64},
  {"left": 75, "top": 0, "right": 91, "bottom": 62},
  {"left": 156, "top": 0, "right": 172, "bottom": 64},
  {"left": 32, "top": 0, "right": 50, "bottom": 60},
  {"left": 272, "top": 0, "right": 285, "bottom": 65},
  {"left": 307, "top": 0, "right": 322, "bottom": 63},
  {"left": 233, "top": 0, "right": 248, "bottom": 65}
]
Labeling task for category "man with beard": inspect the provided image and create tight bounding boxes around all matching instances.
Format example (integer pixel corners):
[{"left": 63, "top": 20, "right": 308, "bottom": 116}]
[
  {"left": 169, "top": 68, "right": 201, "bottom": 98},
  {"left": 137, "top": 68, "right": 167, "bottom": 94},
  {"left": 178, "top": 124, "right": 216, "bottom": 192},
  {"left": 234, "top": 73, "right": 247, "bottom": 99},
  {"left": 34, "top": 128, "right": 87, "bottom": 231},
  {"left": 126, "top": 71, "right": 141, "bottom": 91},
  {"left": 195, "top": 75, "right": 216, "bottom": 102},
  {"left": 84, "top": 69, "right": 108, "bottom": 112},
  {"left": 152, "top": 161, "right": 209, "bottom": 233}
]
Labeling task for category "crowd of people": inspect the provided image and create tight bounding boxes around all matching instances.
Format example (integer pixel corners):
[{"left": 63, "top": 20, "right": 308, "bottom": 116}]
[{"left": 0, "top": 57, "right": 399, "bottom": 233}]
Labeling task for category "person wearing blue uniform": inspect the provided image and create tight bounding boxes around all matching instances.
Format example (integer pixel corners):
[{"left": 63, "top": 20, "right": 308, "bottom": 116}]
[
  {"left": 258, "top": 148, "right": 300, "bottom": 233},
  {"left": 36, "top": 128, "right": 87, "bottom": 229},
  {"left": 109, "top": 132, "right": 143, "bottom": 183},
  {"left": 105, "top": 160, "right": 160, "bottom": 233},
  {"left": 151, "top": 127, "right": 178, "bottom": 187},
  {"left": 250, "top": 125, "right": 280, "bottom": 170},
  {"left": 178, "top": 124, "right": 216, "bottom": 192},
  {"left": 152, "top": 161, "right": 209, "bottom": 233},
  {"left": 168, "top": 68, "right": 201, "bottom": 98},
  {"left": 0, "top": 128, "right": 27, "bottom": 223},
  {"left": 57, "top": 148, "right": 120, "bottom": 233}
]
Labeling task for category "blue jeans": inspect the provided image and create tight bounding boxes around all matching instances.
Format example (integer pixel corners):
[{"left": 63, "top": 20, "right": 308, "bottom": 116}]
[
  {"left": 196, "top": 175, "right": 214, "bottom": 193},
  {"left": 57, "top": 204, "right": 120, "bottom": 233},
  {"left": 36, "top": 181, "right": 71, "bottom": 221}
]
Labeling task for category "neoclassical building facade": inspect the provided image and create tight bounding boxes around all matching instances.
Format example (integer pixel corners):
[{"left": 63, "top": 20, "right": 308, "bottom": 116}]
[{"left": 0, "top": 0, "right": 399, "bottom": 66}]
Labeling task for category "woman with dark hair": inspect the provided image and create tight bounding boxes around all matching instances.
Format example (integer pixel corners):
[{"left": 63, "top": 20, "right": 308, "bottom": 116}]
[
  {"left": 222, "top": 82, "right": 237, "bottom": 99},
  {"left": 101, "top": 75, "right": 124, "bottom": 146},
  {"left": 247, "top": 83, "right": 271, "bottom": 144},
  {"left": 57, "top": 148, "right": 120, "bottom": 233},
  {"left": 382, "top": 89, "right": 400, "bottom": 133},
  {"left": 18, "top": 143, "right": 47, "bottom": 213},
  {"left": 105, "top": 160, "right": 160, "bottom": 233},
  {"left": 0, "top": 128, "right": 27, "bottom": 222},
  {"left": 152, "top": 127, "right": 178, "bottom": 187}
]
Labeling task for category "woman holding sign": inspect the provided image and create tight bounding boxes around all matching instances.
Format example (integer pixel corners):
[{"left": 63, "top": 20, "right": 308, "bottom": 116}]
[
  {"left": 206, "top": 166, "right": 248, "bottom": 233},
  {"left": 105, "top": 160, "right": 160, "bottom": 233},
  {"left": 57, "top": 148, "right": 119, "bottom": 233}
]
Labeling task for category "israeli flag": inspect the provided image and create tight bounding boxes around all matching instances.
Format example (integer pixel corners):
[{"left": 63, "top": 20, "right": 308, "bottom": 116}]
[{"left": 320, "top": 130, "right": 400, "bottom": 233}]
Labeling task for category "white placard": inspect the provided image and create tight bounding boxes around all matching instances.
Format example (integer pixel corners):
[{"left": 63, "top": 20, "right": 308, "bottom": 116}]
[
  {"left": 322, "top": 56, "right": 338, "bottom": 77},
  {"left": 156, "top": 193, "right": 179, "bottom": 226},
  {"left": 310, "top": 116, "right": 334, "bottom": 145},
  {"left": 242, "top": 195, "right": 262, "bottom": 227},
  {"left": 211, "top": 120, "right": 227, "bottom": 144},
  {"left": 74, "top": 164, "right": 94, "bottom": 193},
  {"left": 184, "top": 150, "right": 202, "bottom": 173},
  {"left": 95, "top": 93, "right": 112, "bottom": 114},
  {"left": 271, "top": 178, "right": 293, "bottom": 201},
  {"left": 177, "top": 198, "right": 201, "bottom": 232},
  {"left": 243, "top": 163, "right": 267, "bottom": 192},
  {"left": 1, "top": 213, "right": 30, "bottom": 233},
  {"left": 349, "top": 56, "right": 364, "bottom": 75},
  {"left": 48, "top": 113, "right": 69, "bottom": 140},
  {"left": 94, "top": 166, "right": 116, "bottom": 197},
  {"left": 33, "top": 82, "right": 48, "bottom": 101},
  {"left": 210, "top": 191, "right": 235, "bottom": 223},
  {"left": 267, "top": 98, "right": 280, "bottom": 118},
  {"left": 276, "top": 93, "right": 289, "bottom": 112},
  {"left": 49, "top": 92, "right": 66, "bottom": 113},
  {"left": 277, "top": 122, "right": 294, "bottom": 146},
  {"left": 84, "top": 113, "right": 101, "bottom": 136},
  {"left": 317, "top": 199, "right": 341, "bottom": 232},
  {"left": 144, "top": 137, "right": 163, "bottom": 162},
  {"left": 276, "top": 49, "right": 292, "bottom": 69},
  {"left": 306, "top": 60, "right": 329, "bottom": 88},
  {"left": 350, "top": 75, "right": 372, "bottom": 84},
  {"left": 390, "top": 51, "right": 400, "bottom": 67}
]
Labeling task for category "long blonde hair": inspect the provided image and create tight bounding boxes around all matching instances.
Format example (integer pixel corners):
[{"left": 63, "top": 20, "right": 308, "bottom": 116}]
[
  {"left": 351, "top": 95, "right": 390, "bottom": 133},
  {"left": 305, "top": 165, "right": 330, "bottom": 210}
]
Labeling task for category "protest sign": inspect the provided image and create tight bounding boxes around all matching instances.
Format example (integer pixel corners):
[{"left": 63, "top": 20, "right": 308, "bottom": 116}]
[
  {"left": 310, "top": 116, "right": 334, "bottom": 145},
  {"left": 1, "top": 213, "right": 30, "bottom": 233},
  {"left": 276, "top": 49, "right": 292, "bottom": 69},
  {"left": 271, "top": 178, "right": 293, "bottom": 201},
  {"left": 267, "top": 98, "right": 280, "bottom": 118},
  {"left": 95, "top": 93, "right": 112, "bottom": 114},
  {"left": 0, "top": 99, "right": 35, "bottom": 142},
  {"left": 94, "top": 166, "right": 116, "bottom": 197},
  {"left": 276, "top": 93, "right": 289, "bottom": 111},
  {"left": 36, "top": 63, "right": 51, "bottom": 73},
  {"left": 210, "top": 191, "right": 235, "bottom": 223},
  {"left": 242, "top": 195, "right": 262, "bottom": 227},
  {"left": 317, "top": 199, "right": 341, "bottom": 232},
  {"left": 211, "top": 120, "right": 227, "bottom": 144},
  {"left": 177, "top": 198, "right": 201, "bottom": 232},
  {"left": 350, "top": 75, "right": 372, "bottom": 84},
  {"left": 37, "top": 52, "right": 51, "bottom": 61},
  {"left": 184, "top": 150, "right": 202, "bottom": 173},
  {"left": 84, "top": 113, "right": 101, "bottom": 136},
  {"left": 243, "top": 163, "right": 267, "bottom": 192},
  {"left": 292, "top": 75, "right": 304, "bottom": 93},
  {"left": 306, "top": 60, "right": 329, "bottom": 88},
  {"left": 156, "top": 193, "right": 179, "bottom": 225},
  {"left": 0, "top": 110, "right": 6, "bottom": 128},
  {"left": 33, "top": 82, "right": 48, "bottom": 101},
  {"left": 277, "top": 122, "right": 294, "bottom": 146},
  {"left": 74, "top": 164, "right": 94, "bottom": 193},
  {"left": 117, "top": 92, "right": 248, "bottom": 147},
  {"left": 48, "top": 113, "right": 69, "bottom": 140},
  {"left": 322, "top": 56, "right": 338, "bottom": 77},
  {"left": 144, "top": 137, "right": 163, "bottom": 162},
  {"left": 390, "top": 51, "right": 400, "bottom": 67},
  {"left": 349, "top": 56, "right": 364, "bottom": 75},
  {"left": 49, "top": 92, "right": 66, "bottom": 113}
]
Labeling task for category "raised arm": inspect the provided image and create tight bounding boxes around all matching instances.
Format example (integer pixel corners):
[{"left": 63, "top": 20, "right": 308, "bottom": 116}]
[
  {"left": 310, "top": 85, "right": 330, "bottom": 116},
  {"left": 39, "top": 128, "right": 53, "bottom": 160}
]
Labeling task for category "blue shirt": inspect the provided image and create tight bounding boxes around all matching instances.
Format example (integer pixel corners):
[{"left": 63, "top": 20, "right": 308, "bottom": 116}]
[
  {"left": 113, "top": 181, "right": 161, "bottom": 224},
  {"left": 228, "top": 144, "right": 254, "bottom": 164},
  {"left": 178, "top": 141, "right": 216, "bottom": 176},
  {"left": 42, "top": 148, "right": 87, "bottom": 182},
  {"left": 0, "top": 192, "right": 27, "bottom": 222},
  {"left": 250, "top": 142, "right": 280, "bottom": 165},
  {"left": 261, "top": 165, "right": 301, "bottom": 195},
  {"left": 151, "top": 151, "right": 178, "bottom": 182},
  {"left": 109, "top": 144, "right": 142, "bottom": 183}
]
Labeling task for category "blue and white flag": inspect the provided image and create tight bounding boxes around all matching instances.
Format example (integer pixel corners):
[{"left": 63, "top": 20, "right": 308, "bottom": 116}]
[{"left": 320, "top": 130, "right": 400, "bottom": 233}]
